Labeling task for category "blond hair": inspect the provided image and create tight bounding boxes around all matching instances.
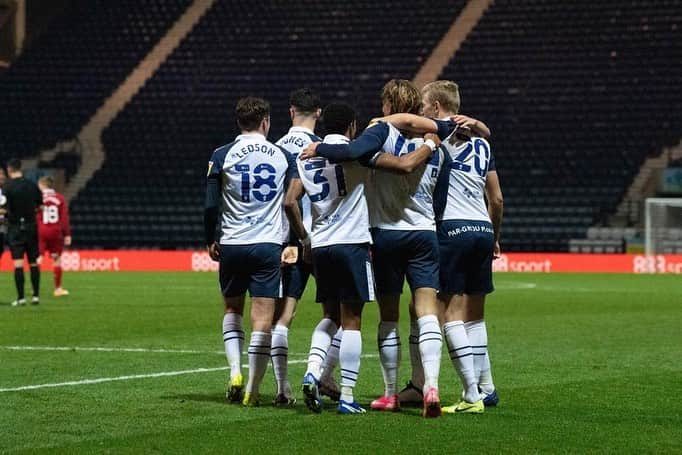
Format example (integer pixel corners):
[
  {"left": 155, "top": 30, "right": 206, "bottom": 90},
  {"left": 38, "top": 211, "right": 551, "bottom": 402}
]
[
  {"left": 381, "top": 79, "right": 422, "bottom": 115},
  {"left": 38, "top": 175, "right": 54, "bottom": 188},
  {"left": 422, "top": 80, "right": 461, "bottom": 114}
]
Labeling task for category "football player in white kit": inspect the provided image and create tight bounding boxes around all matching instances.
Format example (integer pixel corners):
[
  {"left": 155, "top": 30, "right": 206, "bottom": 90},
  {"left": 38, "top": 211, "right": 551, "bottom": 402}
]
[
  {"left": 271, "top": 88, "right": 324, "bottom": 406},
  {"left": 204, "top": 97, "right": 296, "bottom": 407},
  {"left": 303, "top": 80, "right": 463, "bottom": 418},
  {"left": 286, "top": 102, "right": 441, "bottom": 414},
  {"left": 426, "top": 81, "right": 503, "bottom": 413}
]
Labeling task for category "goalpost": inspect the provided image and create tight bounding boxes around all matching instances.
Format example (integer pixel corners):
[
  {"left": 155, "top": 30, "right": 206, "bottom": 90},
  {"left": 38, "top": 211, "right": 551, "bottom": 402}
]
[{"left": 645, "top": 198, "right": 682, "bottom": 255}]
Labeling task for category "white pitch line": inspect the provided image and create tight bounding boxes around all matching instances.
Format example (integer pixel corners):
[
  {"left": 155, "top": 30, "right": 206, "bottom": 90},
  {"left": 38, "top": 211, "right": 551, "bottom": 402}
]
[
  {"left": 0, "top": 366, "right": 228, "bottom": 392},
  {"left": 0, "top": 345, "right": 224, "bottom": 355},
  {"left": 0, "top": 355, "right": 378, "bottom": 393}
]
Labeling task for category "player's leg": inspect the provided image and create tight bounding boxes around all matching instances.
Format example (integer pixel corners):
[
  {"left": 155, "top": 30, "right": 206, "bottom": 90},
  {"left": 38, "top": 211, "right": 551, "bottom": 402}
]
[
  {"left": 27, "top": 227, "right": 40, "bottom": 304},
  {"left": 242, "top": 244, "right": 281, "bottom": 406},
  {"left": 318, "top": 325, "right": 342, "bottom": 401},
  {"left": 407, "top": 231, "right": 443, "bottom": 418},
  {"left": 52, "top": 235, "right": 68, "bottom": 296},
  {"left": 438, "top": 222, "right": 483, "bottom": 414},
  {"left": 462, "top": 230, "right": 497, "bottom": 406},
  {"left": 398, "top": 299, "right": 425, "bottom": 405},
  {"left": 301, "top": 246, "right": 339, "bottom": 413},
  {"left": 441, "top": 294, "right": 481, "bottom": 411},
  {"left": 369, "top": 228, "right": 403, "bottom": 411},
  {"left": 371, "top": 294, "right": 401, "bottom": 411},
  {"left": 243, "top": 295, "right": 276, "bottom": 406},
  {"left": 271, "top": 259, "right": 311, "bottom": 405},
  {"left": 302, "top": 299, "right": 340, "bottom": 413},
  {"left": 223, "top": 294, "right": 246, "bottom": 402},
  {"left": 218, "top": 244, "right": 249, "bottom": 402},
  {"left": 336, "top": 243, "right": 373, "bottom": 415},
  {"left": 464, "top": 293, "right": 497, "bottom": 406},
  {"left": 9, "top": 226, "right": 26, "bottom": 306},
  {"left": 338, "top": 298, "right": 366, "bottom": 414}
]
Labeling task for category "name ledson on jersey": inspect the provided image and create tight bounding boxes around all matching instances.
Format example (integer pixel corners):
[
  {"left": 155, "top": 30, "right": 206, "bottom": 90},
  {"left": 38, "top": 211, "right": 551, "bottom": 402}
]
[{"left": 233, "top": 143, "right": 279, "bottom": 158}]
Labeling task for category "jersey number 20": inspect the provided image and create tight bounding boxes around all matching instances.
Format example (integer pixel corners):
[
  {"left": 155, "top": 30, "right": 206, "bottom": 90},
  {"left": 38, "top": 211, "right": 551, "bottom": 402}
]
[{"left": 450, "top": 138, "right": 490, "bottom": 177}]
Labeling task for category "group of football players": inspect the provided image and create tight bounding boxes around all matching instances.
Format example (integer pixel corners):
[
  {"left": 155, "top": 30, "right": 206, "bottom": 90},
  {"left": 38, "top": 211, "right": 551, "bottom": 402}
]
[
  {"left": 1, "top": 158, "right": 71, "bottom": 306},
  {"left": 204, "top": 78, "right": 503, "bottom": 417}
]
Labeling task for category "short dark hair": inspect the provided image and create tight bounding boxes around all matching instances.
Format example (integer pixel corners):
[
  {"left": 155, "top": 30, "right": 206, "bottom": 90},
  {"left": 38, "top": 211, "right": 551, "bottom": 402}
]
[
  {"left": 322, "top": 102, "right": 356, "bottom": 136},
  {"left": 289, "top": 88, "right": 321, "bottom": 115},
  {"left": 235, "top": 96, "right": 270, "bottom": 131},
  {"left": 7, "top": 158, "right": 21, "bottom": 172}
]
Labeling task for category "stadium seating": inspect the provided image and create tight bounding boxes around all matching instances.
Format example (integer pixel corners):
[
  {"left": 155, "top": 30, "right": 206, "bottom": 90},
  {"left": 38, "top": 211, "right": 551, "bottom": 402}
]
[
  {"left": 440, "top": 0, "right": 682, "bottom": 251},
  {"left": 71, "top": 0, "right": 467, "bottom": 248},
  {"left": 0, "top": 0, "right": 191, "bottom": 161},
  {"left": 5, "top": 1, "right": 680, "bottom": 251}
]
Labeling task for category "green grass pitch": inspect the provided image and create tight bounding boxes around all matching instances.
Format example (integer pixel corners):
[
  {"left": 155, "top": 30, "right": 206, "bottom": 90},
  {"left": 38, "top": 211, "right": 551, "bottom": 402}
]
[{"left": 1, "top": 272, "right": 681, "bottom": 453}]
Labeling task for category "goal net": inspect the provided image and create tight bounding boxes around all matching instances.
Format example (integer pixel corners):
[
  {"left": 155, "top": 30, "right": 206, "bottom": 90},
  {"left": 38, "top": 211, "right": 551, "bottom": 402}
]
[{"left": 645, "top": 198, "right": 682, "bottom": 255}]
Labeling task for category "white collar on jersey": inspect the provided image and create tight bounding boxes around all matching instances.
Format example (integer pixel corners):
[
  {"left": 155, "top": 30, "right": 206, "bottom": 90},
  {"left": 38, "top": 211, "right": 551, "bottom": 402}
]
[
  {"left": 322, "top": 134, "right": 350, "bottom": 144},
  {"left": 236, "top": 132, "right": 266, "bottom": 140},
  {"left": 289, "top": 126, "right": 315, "bottom": 135}
]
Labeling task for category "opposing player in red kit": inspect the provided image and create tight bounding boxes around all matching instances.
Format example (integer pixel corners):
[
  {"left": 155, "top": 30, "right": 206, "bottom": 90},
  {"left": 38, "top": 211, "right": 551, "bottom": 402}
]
[{"left": 37, "top": 176, "right": 71, "bottom": 297}]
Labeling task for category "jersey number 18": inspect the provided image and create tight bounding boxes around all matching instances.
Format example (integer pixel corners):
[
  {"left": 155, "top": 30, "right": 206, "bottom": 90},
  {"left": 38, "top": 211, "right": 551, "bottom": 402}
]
[{"left": 235, "top": 163, "right": 277, "bottom": 202}]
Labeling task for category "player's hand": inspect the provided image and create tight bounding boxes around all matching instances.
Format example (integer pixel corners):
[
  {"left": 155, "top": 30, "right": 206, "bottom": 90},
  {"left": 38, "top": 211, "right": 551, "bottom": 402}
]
[
  {"left": 451, "top": 115, "right": 479, "bottom": 130},
  {"left": 424, "top": 133, "right": 441, "bottom": 147},
  {"left": 64, "top": 235, "right": 72, "bottom": 247},
  {"left": 207, "top": 243, "right": 220, "bottom": 261},
  {"left": 368, "top": 117, "right": 386, "bottom": 127},
  {"left": 299, "top": 142, "right": 321, "bottom": 160},
  {"left": 493, "top": 241, "right": 501, "bottom": 259},
  {"left": 281, "top": 246, "right": 298, "bottom": 266},
  {"left": 301, "top": 236, "right": 313, "bottom": 264}
]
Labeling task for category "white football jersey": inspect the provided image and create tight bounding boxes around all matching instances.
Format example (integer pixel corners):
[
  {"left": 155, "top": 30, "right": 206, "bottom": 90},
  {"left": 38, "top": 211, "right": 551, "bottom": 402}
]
[
  {"left": 208, "top": 133, "right": 295, "bottom": 245},
  {"left": 434, "top": 135, "right": 496, "bottom": 222},
  {"left": 367, "top": 122, "right": 446, "bottom": 231},
  {"left": 276, "top": 126, "right": 321, "bottom": 235},
  {"left": 297, "top": 134, "right": 371, "bottom": 248}
]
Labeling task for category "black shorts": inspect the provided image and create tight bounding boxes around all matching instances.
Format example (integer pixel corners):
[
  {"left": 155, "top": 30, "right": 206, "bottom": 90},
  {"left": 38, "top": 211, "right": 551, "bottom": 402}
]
[
  {"left": 313, "top": 243, "right": 375, "bottom": 303},
  {"left": 371, "top": 228, "right": 440, "bottom": 295},
  {"left": 218, "top": 243, "right": 283, "bottom": 298},
  {"left": 437, "top": 220, "right": 495, "bottom": 295},
  {"left": 282, "top": 253, "right": 314, "bottom": 300},
  {"left": 7, "top": 224, "right": 40, "bottom": 262}
]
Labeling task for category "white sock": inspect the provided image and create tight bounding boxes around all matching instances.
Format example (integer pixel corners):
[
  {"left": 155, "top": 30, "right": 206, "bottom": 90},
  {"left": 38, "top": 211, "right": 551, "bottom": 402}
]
[
  {"left": 339, "top": 329, "right": 362, "bottom": 403},
  {"left": 479, "top": 352, "right": 495, "bottom": 395},
  {"left": 320, "top": 328, "right": 343, "bottom": 383},
  {"left": 246, "top": 331, "right": 271, "bottom": 394},
  {"left": 270, "top": 324, "right": 290, "bottom": 395},
  {"left": 409, "top": 319, "right": 424, "bottom": 389},
  {"left": 222, "top": 313, "right": 244, "bottom": 380},
  {"left": 378, "top": 321, "right": 400, "bottom": 396},
  {"left": 465, "top": 319, "right": 495, "bottom": 394},
  {"left": 465, "top": 319, "right": 486, "bottom": 383},
  {"left": 307, "top": 318, "right": 338, "bottom": 380},
  {"left": 417, "top": 315, "right": 442, "bottom": 391},
  {"left": 443, "top": 320, "right": 479, "bottom": 403}
]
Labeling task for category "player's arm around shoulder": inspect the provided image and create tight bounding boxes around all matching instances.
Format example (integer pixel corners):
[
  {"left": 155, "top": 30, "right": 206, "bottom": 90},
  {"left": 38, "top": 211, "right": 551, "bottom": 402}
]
[{"left": 370, "top": 133, "right": 441, "bottom": 174}]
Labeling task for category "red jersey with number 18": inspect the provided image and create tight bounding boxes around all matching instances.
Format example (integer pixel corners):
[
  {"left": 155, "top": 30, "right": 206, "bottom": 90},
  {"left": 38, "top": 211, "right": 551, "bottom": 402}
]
[{"left": 37, "top": 188, "right": 71, "bottom": 239}]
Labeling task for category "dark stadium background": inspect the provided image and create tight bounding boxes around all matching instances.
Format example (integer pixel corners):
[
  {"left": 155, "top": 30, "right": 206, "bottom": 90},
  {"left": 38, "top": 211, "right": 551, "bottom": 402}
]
[{"left": 0, "top": 0, "right": 680, "bottom": 254}]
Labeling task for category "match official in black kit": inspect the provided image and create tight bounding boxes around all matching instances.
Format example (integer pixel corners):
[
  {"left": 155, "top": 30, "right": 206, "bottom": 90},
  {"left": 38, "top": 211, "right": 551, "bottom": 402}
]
[{"left": 4, "top": 159, "right": 43, "bottom": 306}]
